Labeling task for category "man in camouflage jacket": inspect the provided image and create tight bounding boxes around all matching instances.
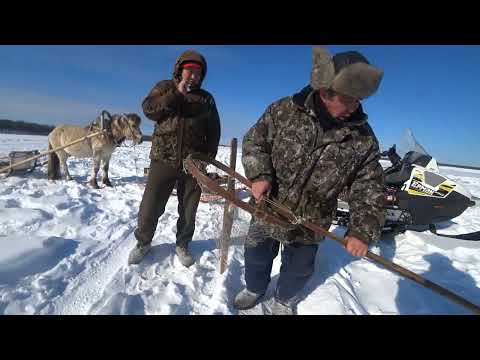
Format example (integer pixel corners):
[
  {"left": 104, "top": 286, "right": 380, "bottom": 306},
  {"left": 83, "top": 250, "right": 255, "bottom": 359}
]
[
  {"left": 128, "top": 50, "right": 221, "bottom": 267},
  {"left": 234, "top": 48, "right": 386, "bottom": 314}
]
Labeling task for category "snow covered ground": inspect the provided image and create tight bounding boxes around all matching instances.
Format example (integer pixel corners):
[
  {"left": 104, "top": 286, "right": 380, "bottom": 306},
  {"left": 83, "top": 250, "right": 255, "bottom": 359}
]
[{"left": 0, "top": 134, "right": 479, "bottom": 315}]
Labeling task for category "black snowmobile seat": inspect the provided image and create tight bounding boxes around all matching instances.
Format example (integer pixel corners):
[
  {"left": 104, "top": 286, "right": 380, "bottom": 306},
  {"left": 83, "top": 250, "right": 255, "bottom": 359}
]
[
  {"left": 384, "top": 151, "right": 433, "bottom": 187},
  {"left": 403, "top": 151, "right": 432, "bottom": 168},
  {"left": 384, "top": 162, "right": 413, "bottom": 186}
]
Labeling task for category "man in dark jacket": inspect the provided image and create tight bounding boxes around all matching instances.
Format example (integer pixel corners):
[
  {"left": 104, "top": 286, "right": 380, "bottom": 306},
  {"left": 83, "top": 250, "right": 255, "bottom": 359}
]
[
  {"left": 234, "top": 47, "right": 386, "bottom": 314},
  {"left": 128, "top": 49, "right": 221, "bottom": 267}
]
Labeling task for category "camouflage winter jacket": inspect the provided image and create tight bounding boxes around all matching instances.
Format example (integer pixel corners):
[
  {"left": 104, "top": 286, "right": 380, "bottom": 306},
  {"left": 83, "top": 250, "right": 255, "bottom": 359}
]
[
  {"left": 242, "top": 86, "right": 385, "bottom": 245},
  {"left": 142, "top": 50, "right": 221, "bottom": 168}
]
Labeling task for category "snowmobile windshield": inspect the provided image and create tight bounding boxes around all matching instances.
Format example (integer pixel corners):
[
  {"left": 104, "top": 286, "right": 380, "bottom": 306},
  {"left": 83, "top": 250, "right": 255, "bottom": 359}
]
[{"left": 396, "top": 128, "right": 430, "bottom": 159}]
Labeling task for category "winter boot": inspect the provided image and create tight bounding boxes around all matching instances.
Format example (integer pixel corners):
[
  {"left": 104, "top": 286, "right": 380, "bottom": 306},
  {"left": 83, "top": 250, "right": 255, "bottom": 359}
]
[
  {"left": 233, "top": 288, "right": 265, "bottom": 310},
  {"left": 175, "top": 246, "right": 195, "bottom": 267},
  {"left": 128, "top": 243, "right": 151, "bottom": 265},
  {"left": 271, "top": 298, "right": 295, "bottom": 315}
]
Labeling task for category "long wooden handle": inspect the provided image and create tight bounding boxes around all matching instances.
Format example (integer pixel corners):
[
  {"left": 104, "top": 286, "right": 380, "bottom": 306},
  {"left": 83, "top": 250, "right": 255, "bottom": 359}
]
[
  {"left": 0, "top": 131, "right": 104, "bottom": 174},
  {"left": 302, "top": 219, "right": 480, "bottom": 315}
]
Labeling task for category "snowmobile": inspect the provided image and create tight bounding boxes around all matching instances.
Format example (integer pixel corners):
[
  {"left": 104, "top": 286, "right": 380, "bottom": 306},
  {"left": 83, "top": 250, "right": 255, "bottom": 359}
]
[{"left": 336, "top": 129, "right": 480, "bottom": 241}]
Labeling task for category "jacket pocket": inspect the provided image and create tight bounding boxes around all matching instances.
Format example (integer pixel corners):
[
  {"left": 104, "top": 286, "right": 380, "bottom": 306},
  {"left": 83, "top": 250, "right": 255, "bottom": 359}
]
[{"left": 155, "top": 117, "right": 178, "bottom": 135}]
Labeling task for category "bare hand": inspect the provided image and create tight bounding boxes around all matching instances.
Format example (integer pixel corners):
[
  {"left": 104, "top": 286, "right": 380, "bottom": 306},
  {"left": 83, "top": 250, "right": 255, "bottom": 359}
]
[
  {"left": 251, "top": 180, "right": 271, "bottom": 202},
  {"left": 345, "top": 235, "right": 368, "bottom": 257},
  {"left": 177, "top": 79, "right": 189, "bottom": 95}
]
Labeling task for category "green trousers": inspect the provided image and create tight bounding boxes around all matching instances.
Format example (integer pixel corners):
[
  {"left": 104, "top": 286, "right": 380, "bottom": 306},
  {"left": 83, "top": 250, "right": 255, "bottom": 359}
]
[{"left": 134, "top": 159, "right": 201, "bottom": 248}]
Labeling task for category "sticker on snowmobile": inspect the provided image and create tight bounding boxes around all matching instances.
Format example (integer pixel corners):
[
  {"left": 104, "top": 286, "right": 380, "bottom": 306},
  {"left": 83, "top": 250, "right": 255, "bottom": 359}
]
[{"left": 406, "top": 168, "right": 456, "bottom": 198}]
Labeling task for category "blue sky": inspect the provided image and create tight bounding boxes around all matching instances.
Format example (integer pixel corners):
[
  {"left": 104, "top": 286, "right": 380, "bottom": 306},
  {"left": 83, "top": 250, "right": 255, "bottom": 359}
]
[{"left": 1, "top": 45, "right": 479, "bottom": 166}]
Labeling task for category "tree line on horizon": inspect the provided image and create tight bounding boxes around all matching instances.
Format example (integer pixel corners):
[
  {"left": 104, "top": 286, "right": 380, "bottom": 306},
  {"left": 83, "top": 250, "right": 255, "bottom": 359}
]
[{"left": 0, "top": 119, "right": 55, "bottom": 135}]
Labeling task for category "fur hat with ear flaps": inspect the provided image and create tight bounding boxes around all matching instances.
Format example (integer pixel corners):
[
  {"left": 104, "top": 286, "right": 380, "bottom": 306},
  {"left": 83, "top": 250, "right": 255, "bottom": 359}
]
[{"left": 310, "top": 47, "right": 384, "bottom": 100}]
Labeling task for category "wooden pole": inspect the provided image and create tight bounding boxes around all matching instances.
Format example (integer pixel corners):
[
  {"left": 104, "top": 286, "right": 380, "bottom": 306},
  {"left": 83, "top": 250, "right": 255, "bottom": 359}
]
[
  {"left": 0, "top": 131, "right": 104, "bottom": 174},
  {"left": 301, "top": 220, "right": 480, "bottom": 315},
  {"left": 219, "top": 138, "right": 237, "bottom": 274}
]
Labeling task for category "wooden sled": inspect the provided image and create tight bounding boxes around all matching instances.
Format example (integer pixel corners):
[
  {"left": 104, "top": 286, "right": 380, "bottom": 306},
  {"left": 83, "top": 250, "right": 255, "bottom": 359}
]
[{"left": 1, "top": 150, "right": 41, "bottom": 177}]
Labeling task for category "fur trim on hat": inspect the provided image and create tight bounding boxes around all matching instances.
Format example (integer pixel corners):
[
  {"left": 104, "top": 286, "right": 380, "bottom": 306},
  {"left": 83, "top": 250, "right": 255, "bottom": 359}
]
[
  {"left": 310, "top": 47, "right": 383, "bottom": 99},
  {"left": 310, "top": 47, "right": 335, "bottom": 90},
  {"left": 331, "top": 62, "right": 383, "bottom": 99}
]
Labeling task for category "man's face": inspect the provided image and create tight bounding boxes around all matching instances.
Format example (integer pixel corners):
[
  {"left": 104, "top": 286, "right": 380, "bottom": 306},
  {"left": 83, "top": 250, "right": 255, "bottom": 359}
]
[
  {"left": 181, "top": 67, "right": 202, "bottom": 88},
  {"left": 320, "top": 90, "right": 360, "bottom": 120}
]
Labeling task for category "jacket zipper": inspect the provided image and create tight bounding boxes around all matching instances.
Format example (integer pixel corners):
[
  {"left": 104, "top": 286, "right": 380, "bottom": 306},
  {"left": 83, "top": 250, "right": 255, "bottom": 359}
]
[{"left": 176, "top": 115, "right": 185, "bottom": 169}]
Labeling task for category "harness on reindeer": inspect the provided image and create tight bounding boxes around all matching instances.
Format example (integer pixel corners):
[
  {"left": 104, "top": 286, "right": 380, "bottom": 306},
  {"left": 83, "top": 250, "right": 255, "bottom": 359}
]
[
  {"left": 87, "top": 110, "right": 133, "bottom": 147},
  {"left": 87, "top": 110, "right": 117, "bottom": 143}
]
